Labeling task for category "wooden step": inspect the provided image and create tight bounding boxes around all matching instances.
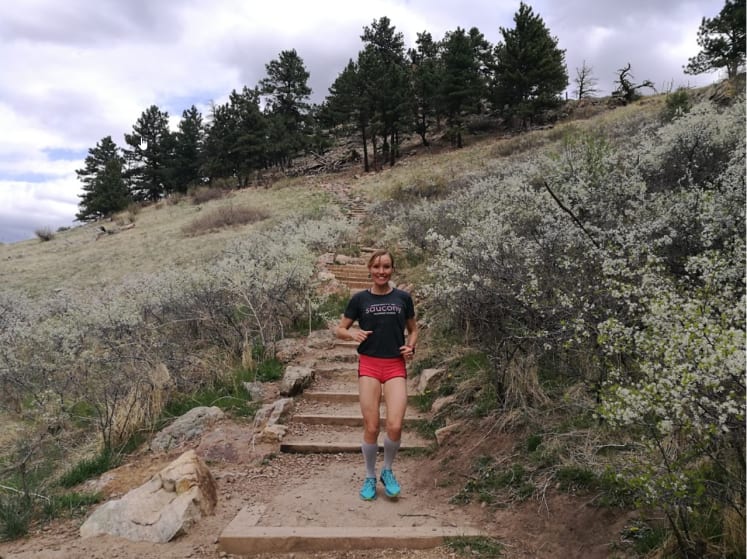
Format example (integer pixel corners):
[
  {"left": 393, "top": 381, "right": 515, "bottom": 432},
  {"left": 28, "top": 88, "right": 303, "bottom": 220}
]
[
  {"left": 304, "top": 390, "right": 422, "bottom": 405},
  {"left": 220, "top": 524, "right": 485, "bottom": 555},
  {"left": 280, "top": 425, "right": 432, "bottom": 453},
  {"left": 291, "top": 399, "right": 427, "bottom": 427}
]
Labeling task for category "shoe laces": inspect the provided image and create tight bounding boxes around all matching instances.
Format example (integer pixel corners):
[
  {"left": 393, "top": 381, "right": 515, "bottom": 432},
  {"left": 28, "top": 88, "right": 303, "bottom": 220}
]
[{"left": 381, "top": 469, "right": 397, "bottom": 485}]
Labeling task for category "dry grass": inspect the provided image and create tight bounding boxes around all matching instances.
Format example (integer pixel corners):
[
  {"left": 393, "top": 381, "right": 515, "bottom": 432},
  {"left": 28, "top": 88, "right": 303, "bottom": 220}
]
[
  {"left": 181, "top": 204, "right": 270, "bottom": 236},
  {"left": 0, "top": 183, "right": 333, "bottom": 297},
  {"left": 190, "top": 185, "right": 229, "bottom": 205},
  {"left": 0, "top": 92, "right": 674, "bottom": 300}
]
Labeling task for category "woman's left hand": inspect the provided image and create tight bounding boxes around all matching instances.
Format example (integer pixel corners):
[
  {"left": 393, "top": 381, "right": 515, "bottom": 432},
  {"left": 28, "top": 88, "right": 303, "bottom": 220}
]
[{"left": 400, "top": 345, "right": 415, "bottom": 359}]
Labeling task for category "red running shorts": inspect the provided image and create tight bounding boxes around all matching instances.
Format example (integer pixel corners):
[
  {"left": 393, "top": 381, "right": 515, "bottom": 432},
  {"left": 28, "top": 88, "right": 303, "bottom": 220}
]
[{"left": 358, "top": 354, "right": 407, "bottom": 383}]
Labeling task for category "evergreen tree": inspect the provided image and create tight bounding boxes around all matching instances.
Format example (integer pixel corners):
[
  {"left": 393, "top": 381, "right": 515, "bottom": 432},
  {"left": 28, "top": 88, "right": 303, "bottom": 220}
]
[
  {"left": 492, "top": 2, "right": 568, "bottom": 126},
  {"left": 325, "top": 59, "right": 374, "bottom": 171},
  {"left": 123, "top": 105, "right": 174, "bottom": 201},
  {"left": 202, "top": 87, "right": 266, "bottom": 186},
  {"left": 260, "top": 49, "right": 313, "bottom": 167},
  {"left": 76, "top": 136, "right": 130, "bottom": 221},
  {"left": 359, "top": 16, "right": 412, "bottom": 167},
  {"left": 440, "top": 27, "right": 484, "bottom": 148},
  {"left": 202, "top": 101, "right": 236, "bottom": 183},
  {"left": 685, "top": 0, "right": 746, "bottom": 78},
  {"left": 172, "top": 105, "right": 204, "bottom": 193},
  {"left": 409, "top": 31, "right": 444, "bottom": 146}
]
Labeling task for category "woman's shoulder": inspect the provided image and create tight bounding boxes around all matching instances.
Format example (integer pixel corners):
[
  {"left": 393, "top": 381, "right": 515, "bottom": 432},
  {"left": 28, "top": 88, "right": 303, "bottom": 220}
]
[{"left": 392, "top": 287, "right": 413, "bottom": 300}]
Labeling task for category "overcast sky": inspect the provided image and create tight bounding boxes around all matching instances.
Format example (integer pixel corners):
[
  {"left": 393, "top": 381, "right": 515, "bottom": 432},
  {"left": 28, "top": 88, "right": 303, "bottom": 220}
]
[{"left": 0, "top": 0, "right": 724, "bottom": 243}]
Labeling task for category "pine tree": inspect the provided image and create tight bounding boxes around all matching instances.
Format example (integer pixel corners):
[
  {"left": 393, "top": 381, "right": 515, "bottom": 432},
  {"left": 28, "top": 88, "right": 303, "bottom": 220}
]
[
  {"left": 203, "top": 88, "right": 266, "bottom": 187},
  {"left": 172, "top": 105, "right": 204, "bottom": 193},
  {"left": 440, "top": 27, "right": 485, "bottom": 148},
  {"left": 260, "top": 49, "right": 313, "bottom": 168},
  {"left": 76, "top": 136, "right": 130, "bottom": 221},
  {"left": 359, "top": 17, "right": 412, "bottom": 167},
  {"left": 123, "top": 105, "right": 174, "bottom": 201},
  {"left": 685, "top": 0, "right": 746, "bottom": 79},
  {"left": 409, "top": 31, "right": 444, "bottom": 146},
  {"left": 492, "top": 2, "right": 568, "bottom": 126},
  {"left": 325, "top": 59, "right": 373, "bottom": 171}
]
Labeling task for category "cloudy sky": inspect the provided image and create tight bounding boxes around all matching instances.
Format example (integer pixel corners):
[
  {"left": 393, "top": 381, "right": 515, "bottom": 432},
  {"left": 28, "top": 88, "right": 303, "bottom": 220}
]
[{"left": 0, "top": 0, "right": 724, "bottom": 243}]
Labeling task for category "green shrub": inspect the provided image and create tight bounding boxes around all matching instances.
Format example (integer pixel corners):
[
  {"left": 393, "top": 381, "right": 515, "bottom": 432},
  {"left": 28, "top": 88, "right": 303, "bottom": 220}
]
[
  {"left": 662, "top": 87, "right": 692, "bottom": 121},
  {"left": 446, "top": 535, "right": 504, "bottom": 557},
  {"left": 555, "top": 465, "right": 597, "bottom": 492},
  {"left": 58, "top": 450, "right": 119, "bottom": 488},
  {"left": 42, "top": 491, "right": 103, "bottom": 520},
  {"left": 0, "top": 493, "right": 33, "bottom": 540},
  {"left": 452, "top": 457, "right": 534, "bottom": 505}
]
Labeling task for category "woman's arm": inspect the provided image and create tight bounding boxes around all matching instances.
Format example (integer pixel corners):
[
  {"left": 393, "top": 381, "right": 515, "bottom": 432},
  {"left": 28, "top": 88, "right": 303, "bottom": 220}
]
[
  {"left": 404, "top": 317, "right": 418, "bottom": 355},
  {"left": 336, "top": 316, "right": 372, "bottom": 343}
]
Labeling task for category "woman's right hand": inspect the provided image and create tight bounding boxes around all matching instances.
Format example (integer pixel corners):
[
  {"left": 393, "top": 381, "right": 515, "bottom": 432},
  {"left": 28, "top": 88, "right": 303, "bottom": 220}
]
[{"left": 352, "top": 329, "right": 373, "bottom": 343}]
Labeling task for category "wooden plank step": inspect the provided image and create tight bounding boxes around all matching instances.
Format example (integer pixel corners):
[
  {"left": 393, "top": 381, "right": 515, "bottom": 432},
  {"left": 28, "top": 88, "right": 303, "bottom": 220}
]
[
  {"left": 291, "top": 413, "right": 426, "bottom": 427},
  {"left": 280, "top": 425, "right": 432, "bottom": 454},
  {"left": 303, "top": 390, "right": 422, "bottom": 404},
  {"left": 220, "top": 524, "right": 486, "bottom": 555},
  {"left": 294, "top": 398, "right": 424, "bottom": 417}
]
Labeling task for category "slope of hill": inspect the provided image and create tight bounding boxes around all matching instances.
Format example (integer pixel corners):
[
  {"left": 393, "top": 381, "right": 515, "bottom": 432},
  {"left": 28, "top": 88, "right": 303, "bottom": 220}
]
[{"left": 0, "top": 83, "right": 743, "bottom": 559}]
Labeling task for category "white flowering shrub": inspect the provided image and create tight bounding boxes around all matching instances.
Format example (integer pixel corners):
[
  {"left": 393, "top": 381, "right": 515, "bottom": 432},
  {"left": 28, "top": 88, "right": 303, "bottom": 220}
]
[
  {"left": 0, "top": 210, "right": 352, "bottom": 460},
  {"left": 381, "top": 97, "right": 745, "bottom": 555}
]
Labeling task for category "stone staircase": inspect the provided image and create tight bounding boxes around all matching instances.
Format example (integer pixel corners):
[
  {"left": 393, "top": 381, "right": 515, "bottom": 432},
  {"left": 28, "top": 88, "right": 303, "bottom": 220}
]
[{"left": 217, "top": 194, "right": 486, "bottom": 555}]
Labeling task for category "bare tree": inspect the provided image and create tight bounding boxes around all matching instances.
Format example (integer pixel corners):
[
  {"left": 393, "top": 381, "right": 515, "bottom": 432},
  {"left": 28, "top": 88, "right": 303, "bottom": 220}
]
[
  {"left": 573, "top": 60, "right": 599, "bottom": 99},
  {"left": 612, "top": 63, "right": 656, "bottom": 103}
]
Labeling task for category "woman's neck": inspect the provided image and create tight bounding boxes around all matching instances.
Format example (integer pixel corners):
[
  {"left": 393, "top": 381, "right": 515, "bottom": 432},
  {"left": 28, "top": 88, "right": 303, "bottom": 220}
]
[{"left": 370, "top": 285, "right": 392, "bottom": 295}]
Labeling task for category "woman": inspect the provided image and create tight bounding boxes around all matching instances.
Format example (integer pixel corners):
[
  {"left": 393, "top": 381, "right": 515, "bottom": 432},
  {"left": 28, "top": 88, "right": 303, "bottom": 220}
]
[{"left": 335, "top": 249, "right": 418, "bottom": 501}]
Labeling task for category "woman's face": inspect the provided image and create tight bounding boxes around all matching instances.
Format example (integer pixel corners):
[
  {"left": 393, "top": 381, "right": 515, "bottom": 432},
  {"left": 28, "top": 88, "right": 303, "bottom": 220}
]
[{"left": 369, "top": 254, "right": 393, "bottom": 288}]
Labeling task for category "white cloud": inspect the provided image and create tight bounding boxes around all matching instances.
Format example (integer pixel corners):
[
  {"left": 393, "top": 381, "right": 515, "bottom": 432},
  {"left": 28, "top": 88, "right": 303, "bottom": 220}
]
[{"left": 0, "top": 0, "right": 726, "bottom": 242}]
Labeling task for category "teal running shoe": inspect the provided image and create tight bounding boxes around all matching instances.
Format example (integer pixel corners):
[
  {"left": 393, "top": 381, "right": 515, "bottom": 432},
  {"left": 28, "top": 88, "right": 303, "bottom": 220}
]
[
  {"left": 379, "top": 469, "right": 401, "bottom": 498},
  {"left": 360, "top": 477, "right": 377, "bottom": 501}
]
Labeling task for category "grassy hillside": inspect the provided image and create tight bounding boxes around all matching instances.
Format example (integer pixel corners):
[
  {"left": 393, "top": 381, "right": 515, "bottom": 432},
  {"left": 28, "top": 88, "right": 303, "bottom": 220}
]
[{"left": 1, "top": 84, "right": 744, "bottom": 557}]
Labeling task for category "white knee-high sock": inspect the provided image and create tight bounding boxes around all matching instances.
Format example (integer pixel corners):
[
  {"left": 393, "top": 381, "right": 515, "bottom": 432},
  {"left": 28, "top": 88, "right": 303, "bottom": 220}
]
[
  {"left": 383, "top": 435, "right": 400, "bottom": 470},
  {"left": 361, "top": 442, "right": 378, "bottom": 478}
]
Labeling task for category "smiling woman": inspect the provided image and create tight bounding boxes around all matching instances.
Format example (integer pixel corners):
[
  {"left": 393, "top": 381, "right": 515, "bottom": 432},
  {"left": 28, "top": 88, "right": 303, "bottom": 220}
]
[{"left": 335, "top": 249, "right": 418, "bottom": 501}]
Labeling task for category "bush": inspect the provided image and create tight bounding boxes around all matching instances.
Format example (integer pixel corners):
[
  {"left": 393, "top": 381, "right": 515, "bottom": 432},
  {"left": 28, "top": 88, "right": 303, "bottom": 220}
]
[
  {"left": 181, "top": 204, "right": 270, "bottom": 236},
  {"left": 662, "top": 87, "right": 692, "bottom": 121},
  {"left": 190, "top": 185, "right": 228, "bottom": 205},
  {"left": 58, "top": 450, "right": 119, "bottom": 488},
  {"left": 0, "top": 493, "right": 33, "bottom": 540},
  {"left": 34, "top": 227, "right": 54, "bottom": 241}
]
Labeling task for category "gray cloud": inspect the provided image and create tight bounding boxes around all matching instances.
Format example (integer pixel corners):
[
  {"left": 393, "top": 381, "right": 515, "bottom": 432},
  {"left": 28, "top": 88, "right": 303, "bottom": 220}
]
[{"left": 0, "top": 0, "right": 724, "bottom": 242}]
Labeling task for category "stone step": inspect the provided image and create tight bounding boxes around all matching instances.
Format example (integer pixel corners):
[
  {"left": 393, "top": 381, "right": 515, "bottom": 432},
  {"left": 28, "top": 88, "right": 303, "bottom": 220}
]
[
  {"left": 220, "top": 524, "right": 486, "bottom": 555},
  {"left": 280, "top": 425, "right": 432, "bottom": 453}
]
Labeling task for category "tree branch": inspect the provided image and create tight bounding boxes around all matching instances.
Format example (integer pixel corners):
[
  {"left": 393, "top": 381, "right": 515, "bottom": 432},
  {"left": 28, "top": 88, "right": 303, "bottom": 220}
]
[{"left": 542, "top": 180, "right": 601, "bottom": 250}]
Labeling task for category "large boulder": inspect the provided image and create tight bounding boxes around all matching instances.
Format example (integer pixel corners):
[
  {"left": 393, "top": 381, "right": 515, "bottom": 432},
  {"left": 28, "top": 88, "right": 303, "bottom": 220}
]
[
  {"left": 279, "top": 365, "right": 315, "bottom": 396},
  {"left": 150, "top": 406, "right": 225, "bottom": 452},
  {"left": 80, "top": 450, "right": 217, "bottom": 543},
  {"left": 417, "top": 368, "right": 446, "bottom": 394},
  {"left": 273, "top": 338, "right": 305, "bottom": 363}
]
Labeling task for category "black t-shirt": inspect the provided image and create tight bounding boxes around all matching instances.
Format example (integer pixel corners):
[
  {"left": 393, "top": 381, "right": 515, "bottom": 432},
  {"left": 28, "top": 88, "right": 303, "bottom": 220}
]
[{"left": 344, "top": 288, "right": 415, "bottom": 358}]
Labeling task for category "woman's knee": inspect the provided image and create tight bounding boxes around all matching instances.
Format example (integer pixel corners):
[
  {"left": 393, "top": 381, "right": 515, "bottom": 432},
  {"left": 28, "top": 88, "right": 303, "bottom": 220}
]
[
  {"left": 363, "top": 418, "right": 380, "bottom": 438},
  {"left": 385, "top": 421, "right": 402, "bottom": 440}
]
